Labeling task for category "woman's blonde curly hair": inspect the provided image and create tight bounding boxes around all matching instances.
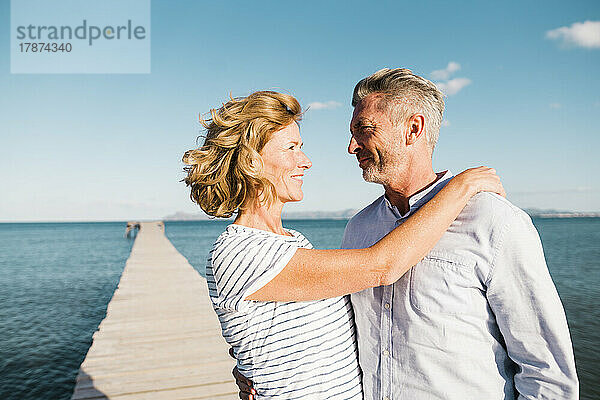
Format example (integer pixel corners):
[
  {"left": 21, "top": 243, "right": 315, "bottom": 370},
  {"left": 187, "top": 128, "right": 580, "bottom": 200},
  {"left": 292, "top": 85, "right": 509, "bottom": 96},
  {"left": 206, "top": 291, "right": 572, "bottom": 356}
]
[{"left": 182, "top": 91, "right": 302, "bottom": 218}]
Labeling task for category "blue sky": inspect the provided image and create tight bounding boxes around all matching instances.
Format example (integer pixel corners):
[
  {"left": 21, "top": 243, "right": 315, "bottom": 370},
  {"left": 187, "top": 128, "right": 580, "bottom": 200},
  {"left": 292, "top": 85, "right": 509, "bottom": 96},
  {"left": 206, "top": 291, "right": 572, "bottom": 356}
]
[{"left": 1, "top": 0, "right": 599, "bottom": 221}]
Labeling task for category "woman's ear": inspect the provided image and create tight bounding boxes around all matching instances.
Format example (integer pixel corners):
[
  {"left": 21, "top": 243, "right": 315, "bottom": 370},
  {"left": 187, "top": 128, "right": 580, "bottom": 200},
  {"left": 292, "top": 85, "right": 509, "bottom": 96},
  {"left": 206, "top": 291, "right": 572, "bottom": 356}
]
[{"left": 248, "top": 150, "right": 263, "bottom": 175}]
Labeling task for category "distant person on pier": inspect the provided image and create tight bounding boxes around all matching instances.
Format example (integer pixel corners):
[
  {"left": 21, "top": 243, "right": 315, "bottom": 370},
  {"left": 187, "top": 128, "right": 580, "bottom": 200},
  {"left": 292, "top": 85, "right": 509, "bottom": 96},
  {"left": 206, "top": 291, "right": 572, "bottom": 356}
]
[{"left": 182, "top": 90, "right": 504, "bottom": 399}]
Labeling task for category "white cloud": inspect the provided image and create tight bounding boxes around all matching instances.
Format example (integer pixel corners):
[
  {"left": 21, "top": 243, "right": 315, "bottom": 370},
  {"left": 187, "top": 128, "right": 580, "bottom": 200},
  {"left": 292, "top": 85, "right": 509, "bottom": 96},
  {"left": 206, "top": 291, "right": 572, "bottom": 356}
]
[
  {"left": 549, "top": 103, "right": 562, "bottom": 109},
  {"left": 430, "top": 62, "right": 461, "bottom": 80},
  {"left": 430, "top": 62, "right": 471, "bottom": 96},
  {"left": 441, "top": 120, "right": 451, "bottom": 127},
  {"left": 435, "top": 78, "right": 472, "bottom": 96},
  {"left": 546, "top": 20, "right": 600, "bottom": 49},
  {"left": 307, "top": 101, "right": 342, "bottom": 110}
]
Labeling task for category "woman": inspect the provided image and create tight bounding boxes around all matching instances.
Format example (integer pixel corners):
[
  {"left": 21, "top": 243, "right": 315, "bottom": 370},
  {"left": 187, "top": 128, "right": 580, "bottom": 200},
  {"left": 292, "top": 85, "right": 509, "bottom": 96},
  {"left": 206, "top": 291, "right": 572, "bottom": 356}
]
[{"left": 182, "top": 91, "right": 504, "bottom": 399}]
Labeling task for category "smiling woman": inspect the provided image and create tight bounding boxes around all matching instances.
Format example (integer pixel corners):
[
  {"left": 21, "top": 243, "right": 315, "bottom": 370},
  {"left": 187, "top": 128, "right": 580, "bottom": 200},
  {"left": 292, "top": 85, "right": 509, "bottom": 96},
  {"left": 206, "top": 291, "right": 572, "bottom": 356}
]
[
  {"left": 260, "top": 122, "right": 311, "bottom": 204},
  {"left": 182, "top": 91, "right": 302, "bottom": 219},
  {"left": 181, "top": 90, "right": 504, "bottom": 399}
]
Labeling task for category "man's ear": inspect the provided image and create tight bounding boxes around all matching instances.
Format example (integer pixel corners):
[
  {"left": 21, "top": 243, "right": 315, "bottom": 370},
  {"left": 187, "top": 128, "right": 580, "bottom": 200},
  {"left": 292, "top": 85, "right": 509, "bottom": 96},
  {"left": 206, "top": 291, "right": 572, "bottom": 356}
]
[{"left": 406, "top": 114, "right": 425, "bottom": 145}]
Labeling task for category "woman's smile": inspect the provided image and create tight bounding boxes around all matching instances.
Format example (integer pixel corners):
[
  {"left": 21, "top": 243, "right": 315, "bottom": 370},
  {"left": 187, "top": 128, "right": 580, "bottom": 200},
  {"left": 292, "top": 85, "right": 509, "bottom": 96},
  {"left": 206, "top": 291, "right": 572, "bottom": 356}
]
[{"left": 290, "top": 173, "right": 304, "bottom": 182}]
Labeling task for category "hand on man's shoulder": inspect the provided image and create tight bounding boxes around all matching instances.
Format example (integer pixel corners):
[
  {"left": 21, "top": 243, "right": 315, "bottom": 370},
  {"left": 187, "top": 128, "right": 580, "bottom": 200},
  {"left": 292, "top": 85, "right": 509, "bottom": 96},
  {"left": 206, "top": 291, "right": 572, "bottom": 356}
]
[{"left": 462, "top": 191, "right": 533, "bottom": 233}]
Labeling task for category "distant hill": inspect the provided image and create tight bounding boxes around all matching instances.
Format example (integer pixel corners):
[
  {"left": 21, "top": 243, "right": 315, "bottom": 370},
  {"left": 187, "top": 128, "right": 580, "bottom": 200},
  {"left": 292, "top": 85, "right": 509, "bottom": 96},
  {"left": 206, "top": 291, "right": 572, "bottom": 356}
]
[
  {"left": 164, "top": 209, "right": 359, "bottom": 221},
  {"left": 165, "top": 208, "right": 599, "bottom": 221},
  {"left": 283, "top": 209, "right": 358, "bottom": 220},
  {"left": 524, "top": 208, "right": 600, "bottom": 218}
]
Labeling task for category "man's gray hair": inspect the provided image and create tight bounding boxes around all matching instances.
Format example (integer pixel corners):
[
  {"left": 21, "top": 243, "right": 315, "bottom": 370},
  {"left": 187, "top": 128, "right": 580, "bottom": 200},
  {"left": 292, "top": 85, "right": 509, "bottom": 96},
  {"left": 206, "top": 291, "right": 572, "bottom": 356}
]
[{"left": 352, "top": 68, "right": 445, "bottom": 151}]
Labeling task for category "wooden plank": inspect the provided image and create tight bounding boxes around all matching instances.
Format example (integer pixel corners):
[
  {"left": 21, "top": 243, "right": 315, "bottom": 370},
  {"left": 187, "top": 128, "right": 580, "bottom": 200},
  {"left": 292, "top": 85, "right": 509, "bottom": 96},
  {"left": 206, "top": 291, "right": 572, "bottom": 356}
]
[
  {"left": 71, "top": 222, "right": 236, "bottom": 400},
  {"left": 72, "top": 381, "right": 237, "bottom": 400}
]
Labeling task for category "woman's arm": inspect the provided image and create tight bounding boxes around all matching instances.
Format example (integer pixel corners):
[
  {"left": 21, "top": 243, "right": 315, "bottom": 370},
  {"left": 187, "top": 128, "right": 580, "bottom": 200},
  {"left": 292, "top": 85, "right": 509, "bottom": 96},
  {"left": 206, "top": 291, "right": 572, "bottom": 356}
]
[{"left": 247, "top": 167, "right": 504, "bottom": 301}]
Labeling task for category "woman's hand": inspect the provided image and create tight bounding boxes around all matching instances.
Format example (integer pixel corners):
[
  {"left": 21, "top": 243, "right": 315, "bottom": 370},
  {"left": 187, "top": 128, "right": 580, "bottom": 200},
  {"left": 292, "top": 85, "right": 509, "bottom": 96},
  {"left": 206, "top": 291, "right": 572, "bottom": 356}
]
[{"left": 450, "top": 166, "right": 506, "bottom": 199}]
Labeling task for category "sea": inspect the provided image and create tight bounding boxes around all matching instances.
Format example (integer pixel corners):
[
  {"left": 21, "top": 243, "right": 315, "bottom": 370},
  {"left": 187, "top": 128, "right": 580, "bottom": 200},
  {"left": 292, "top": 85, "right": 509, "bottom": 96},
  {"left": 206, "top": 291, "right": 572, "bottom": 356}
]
[{"left": 0, "top": 218, "right": 598, "bottom": 400}]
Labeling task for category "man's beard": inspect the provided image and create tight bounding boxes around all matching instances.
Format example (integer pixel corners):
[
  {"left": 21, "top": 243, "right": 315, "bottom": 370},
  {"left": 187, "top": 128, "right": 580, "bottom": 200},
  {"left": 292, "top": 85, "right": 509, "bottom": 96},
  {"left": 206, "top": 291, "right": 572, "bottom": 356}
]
[
  {"left": 362, "top": 159, "right": 390, "bottom": 185},
  {"left": 361, "top": 148, "right": 405, "bottom": 186}
]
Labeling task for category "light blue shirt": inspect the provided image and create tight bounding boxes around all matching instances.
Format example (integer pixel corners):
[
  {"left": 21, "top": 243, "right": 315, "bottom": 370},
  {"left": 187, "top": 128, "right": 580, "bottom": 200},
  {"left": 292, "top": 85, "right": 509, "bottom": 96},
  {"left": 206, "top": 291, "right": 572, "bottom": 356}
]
[{"left": 342, "top": 171, "right": 578, "bottom": 400}]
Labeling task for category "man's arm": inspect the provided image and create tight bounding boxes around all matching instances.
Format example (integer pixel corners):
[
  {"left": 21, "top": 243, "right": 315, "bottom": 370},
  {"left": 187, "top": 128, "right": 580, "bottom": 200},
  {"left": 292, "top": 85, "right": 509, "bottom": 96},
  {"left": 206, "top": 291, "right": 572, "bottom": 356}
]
[
  {"left": 229, "top": 348, "right": 255, "bottom": 400},
  {"left": 486, "top": 209, "right": 578, "bottom": 399},
  {"left": 233, "top": 366, "right": 255, "bottom": 400}
]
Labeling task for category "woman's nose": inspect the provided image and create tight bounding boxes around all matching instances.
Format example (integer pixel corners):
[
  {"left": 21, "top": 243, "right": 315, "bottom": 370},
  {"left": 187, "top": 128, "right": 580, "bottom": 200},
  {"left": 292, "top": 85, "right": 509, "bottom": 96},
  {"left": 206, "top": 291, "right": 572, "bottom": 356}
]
[{"left": 299, "top": 151, "right": 312, "bottom": 170}]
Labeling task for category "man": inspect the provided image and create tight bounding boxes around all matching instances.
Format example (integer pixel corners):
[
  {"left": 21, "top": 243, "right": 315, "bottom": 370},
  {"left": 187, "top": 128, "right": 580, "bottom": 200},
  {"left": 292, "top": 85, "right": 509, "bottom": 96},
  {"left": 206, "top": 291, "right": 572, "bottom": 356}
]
[
  {"left": 342, "top": 68, "right": 578, "bottom": 399},
  {"left": 234, "top": 68, "right": 578, "bottom": 399}
]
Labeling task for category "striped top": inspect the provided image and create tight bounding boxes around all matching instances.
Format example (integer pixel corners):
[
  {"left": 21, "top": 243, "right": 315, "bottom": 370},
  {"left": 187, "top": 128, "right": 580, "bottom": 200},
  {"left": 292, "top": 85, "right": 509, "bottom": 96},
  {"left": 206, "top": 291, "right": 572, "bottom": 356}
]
[{"left": 206, "top": 224, "right": 363, "bottom": 399}]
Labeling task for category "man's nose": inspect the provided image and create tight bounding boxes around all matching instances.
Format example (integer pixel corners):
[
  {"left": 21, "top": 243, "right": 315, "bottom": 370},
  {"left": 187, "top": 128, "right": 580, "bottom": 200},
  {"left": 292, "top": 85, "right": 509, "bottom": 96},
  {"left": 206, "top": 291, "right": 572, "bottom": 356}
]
[{"left": 348, "top": 136, "right": 361, "bottom": 154}]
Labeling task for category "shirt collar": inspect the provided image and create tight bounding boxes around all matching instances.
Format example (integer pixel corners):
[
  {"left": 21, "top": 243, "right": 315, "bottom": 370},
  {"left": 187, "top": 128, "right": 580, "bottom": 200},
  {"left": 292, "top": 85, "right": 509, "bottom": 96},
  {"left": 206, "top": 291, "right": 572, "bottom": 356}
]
[{"left": 383, "top": 170, "right": 454, "bottom": 219}]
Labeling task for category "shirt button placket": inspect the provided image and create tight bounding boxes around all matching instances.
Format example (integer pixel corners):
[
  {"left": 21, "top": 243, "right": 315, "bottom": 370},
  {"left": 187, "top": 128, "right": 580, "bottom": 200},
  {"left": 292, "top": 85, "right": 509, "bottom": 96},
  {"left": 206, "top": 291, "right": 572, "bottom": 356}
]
[{"left": 381, "top": 285, "right": 393, "bottom": 400}]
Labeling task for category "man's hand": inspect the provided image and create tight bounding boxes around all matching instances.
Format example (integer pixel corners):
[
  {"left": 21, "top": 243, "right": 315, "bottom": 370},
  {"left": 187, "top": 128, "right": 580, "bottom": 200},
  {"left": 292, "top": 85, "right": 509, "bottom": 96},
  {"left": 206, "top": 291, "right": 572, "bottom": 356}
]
[{"left": 229, "top": 347, "right": 256, "bottom": 400}]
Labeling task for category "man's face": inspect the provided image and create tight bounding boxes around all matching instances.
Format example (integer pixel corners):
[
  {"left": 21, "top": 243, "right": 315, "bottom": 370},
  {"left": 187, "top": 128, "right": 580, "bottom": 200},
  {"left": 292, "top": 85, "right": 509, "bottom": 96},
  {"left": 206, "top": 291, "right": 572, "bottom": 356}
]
[{"left": 349, "top": 94, "right": 407, "bottom": 185}]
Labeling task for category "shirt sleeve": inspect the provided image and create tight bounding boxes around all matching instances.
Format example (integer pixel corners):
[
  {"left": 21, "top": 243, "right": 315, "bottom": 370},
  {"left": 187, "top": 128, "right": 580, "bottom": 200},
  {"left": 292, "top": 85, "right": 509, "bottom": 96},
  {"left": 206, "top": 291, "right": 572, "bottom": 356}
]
[
  {"left": 210, "top": 233, "right": 298, "bottom": 312},
  {"left": 486, "top": 209, "right": 579, "bottom": 399},
  {"left": 341, "top": 218, "right": 360, "bottom": 250},
  {"left": 341, "top": 225, "right": 352, "bottom": 250}
]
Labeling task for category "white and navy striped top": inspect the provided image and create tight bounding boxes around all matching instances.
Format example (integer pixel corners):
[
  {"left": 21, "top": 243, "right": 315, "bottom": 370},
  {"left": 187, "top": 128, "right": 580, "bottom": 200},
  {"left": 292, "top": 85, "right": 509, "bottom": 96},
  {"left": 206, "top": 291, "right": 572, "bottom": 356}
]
[{"left": 206, "top": 224, "right": 363, "bottom": 399}]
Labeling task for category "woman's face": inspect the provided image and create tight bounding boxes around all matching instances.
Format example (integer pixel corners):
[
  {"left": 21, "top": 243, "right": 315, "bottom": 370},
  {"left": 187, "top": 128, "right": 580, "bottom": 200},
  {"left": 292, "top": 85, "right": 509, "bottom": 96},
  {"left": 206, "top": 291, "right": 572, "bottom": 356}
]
[{"left": 260, "top": 122, "right": 312, "bottom": 205}]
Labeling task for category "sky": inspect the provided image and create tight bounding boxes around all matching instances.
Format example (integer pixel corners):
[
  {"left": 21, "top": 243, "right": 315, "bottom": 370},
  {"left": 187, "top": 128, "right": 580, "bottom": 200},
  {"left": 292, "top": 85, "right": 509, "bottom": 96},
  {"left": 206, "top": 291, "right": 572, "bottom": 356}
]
[{"left": 1, "top": 0, "right": 599, "bottom": 222}]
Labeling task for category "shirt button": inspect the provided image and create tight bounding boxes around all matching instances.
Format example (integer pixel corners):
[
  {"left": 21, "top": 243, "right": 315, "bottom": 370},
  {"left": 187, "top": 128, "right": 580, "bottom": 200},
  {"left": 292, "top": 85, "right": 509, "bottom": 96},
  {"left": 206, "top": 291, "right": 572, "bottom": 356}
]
[
  {"left": 384, "top": 303, "right": 390, "bottom": 310},
  {"left": 383, "top": 349, "right": 390, "bottom": 356}
]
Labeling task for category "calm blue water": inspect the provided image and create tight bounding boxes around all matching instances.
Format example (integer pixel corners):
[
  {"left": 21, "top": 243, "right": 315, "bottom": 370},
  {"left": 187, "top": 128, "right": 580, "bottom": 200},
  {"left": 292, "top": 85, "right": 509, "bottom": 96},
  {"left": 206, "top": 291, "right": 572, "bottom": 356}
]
[
  {"left": 0, "top": 219, "right": 598, "bottom": 399},
  {"left": 0, "top": 222, "right": 133, "bottom": 400}
]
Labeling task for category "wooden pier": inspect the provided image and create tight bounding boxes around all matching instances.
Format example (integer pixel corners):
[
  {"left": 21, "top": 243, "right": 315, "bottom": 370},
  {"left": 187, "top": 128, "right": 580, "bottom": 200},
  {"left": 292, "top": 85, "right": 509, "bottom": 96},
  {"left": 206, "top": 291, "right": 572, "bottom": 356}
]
[{"left": 71, "top": 221, "right": 237, "bottom": 400}]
